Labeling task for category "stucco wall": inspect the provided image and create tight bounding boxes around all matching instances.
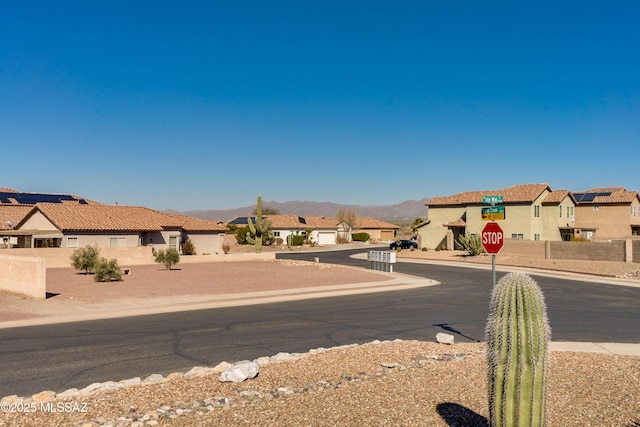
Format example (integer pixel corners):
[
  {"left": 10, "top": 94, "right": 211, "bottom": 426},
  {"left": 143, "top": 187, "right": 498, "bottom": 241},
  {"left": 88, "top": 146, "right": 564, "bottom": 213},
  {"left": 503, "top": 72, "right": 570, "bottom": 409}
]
[
  {"left": 0, "top": 254, "right": 46, "bottom": 299},
  {"left": 549, "top": 240, "right": 626, "bottom": 262},
  {"left": 502, "top": 239, "right": 546, "bottom": 259},
  {"left": 633, "top": 240, "right": 640, "bottom": 263}
]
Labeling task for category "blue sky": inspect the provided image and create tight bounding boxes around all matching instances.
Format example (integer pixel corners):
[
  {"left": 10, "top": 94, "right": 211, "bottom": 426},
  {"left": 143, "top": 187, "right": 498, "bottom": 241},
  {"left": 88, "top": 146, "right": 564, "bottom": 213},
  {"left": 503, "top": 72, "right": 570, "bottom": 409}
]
[{"left": 2, "top": 1, "right": 638, "bottom": 211}]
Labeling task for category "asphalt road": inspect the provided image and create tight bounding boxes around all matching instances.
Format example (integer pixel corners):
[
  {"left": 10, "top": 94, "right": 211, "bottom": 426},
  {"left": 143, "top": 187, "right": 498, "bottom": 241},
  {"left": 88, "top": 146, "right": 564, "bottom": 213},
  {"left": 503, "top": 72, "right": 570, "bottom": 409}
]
[{"left": 0, "top": 248, "right": 638, "bottom": 398}]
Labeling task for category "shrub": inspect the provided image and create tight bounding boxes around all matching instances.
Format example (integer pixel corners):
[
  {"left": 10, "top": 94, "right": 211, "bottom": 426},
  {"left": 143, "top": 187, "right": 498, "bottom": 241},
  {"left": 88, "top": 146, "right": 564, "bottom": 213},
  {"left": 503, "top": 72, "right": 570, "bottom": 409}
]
[
  {"left": 154, "top": 248, "right": 180, "bottom": 270},
  {"left": 287, "top": 235, "right": 305, "bottom": 246},
  {"left": 352, "top": 232, "right": 370, "bottom": 242},
  {"left": 570, "top": 236, "right": 590, "bottom": 242},
  {"left": 181, "top": 239, "right": 196, "bottom": 255},
  {"left": 457, "top": 233, "right": 485, "bottom": 256},
  {"left": 70, "top": 245, "right": 100, "bottom": 274},
  {"left": 421, "top": 247, "right": 429, "bottom": 251},
  {"left": 94, "top": 258, "right": 122, "bottom": 282},
  {"left": 336, "top": 236, "right": 349, "bottom": 244},
  {"left": 222, "top": 243, "right": 231, "bottom": 254},
  {"left": 275, "top": 238, "right": 284, "bottom": 246},
  {"left": 235, "top": 226, "right": 251, "bottom": 244}
]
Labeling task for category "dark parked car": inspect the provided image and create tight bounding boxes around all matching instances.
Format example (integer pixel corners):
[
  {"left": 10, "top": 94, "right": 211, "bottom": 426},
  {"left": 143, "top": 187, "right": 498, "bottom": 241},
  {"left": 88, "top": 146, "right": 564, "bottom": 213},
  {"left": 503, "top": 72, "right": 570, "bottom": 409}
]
[{"left": 390, "top": 239, "right": 418, "bottom": 250}]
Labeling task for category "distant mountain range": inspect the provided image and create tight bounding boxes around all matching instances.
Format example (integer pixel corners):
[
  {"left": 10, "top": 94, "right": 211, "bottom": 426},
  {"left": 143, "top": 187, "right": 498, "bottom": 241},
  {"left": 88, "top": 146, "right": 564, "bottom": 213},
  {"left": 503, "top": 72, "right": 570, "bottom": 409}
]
[{"left": 166, "top": 199, "right": 429, "bottom": 222}]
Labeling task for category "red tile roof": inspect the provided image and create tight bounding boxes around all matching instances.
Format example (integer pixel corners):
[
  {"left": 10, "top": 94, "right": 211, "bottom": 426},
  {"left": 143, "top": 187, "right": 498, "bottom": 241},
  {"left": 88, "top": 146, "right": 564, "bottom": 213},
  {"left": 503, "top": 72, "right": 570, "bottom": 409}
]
[
  {"left": 541, "top": 190, "right": 574, "bottom": 205},
  {"left": 17, "top": 204, "right": 185, "bottom": 232},
  {"left": 0, "top": 205, "right": 33, "bottom": 230},
  {"left": 353, "top": 216, "right": 400, "bottom": 230},
  {"left": 573, "top": 187, "right": 640, "bottom": 204},
  {"left": 428, "top": 184, "right": 551, "bottom": 206}
]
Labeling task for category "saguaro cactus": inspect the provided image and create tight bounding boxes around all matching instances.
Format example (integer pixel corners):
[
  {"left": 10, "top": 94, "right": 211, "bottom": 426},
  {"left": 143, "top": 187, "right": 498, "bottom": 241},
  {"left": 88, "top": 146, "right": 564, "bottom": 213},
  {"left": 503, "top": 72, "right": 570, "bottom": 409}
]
[
  {"left": 246, "top": 195, "right": 272, "bottom": 253},
  {"left": 486, "top": 272, "right": 551, "bottom": 427}
]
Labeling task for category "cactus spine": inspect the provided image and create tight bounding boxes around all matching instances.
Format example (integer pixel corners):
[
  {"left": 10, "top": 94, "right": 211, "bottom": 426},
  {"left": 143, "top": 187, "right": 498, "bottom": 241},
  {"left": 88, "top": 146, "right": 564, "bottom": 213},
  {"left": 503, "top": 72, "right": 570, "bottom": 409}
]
[
  {"left": 246, "top": 195, "right": 271, "bottom": 253},
  {"left": 486, "top": 272, "right": 551, "bottom": 427}
]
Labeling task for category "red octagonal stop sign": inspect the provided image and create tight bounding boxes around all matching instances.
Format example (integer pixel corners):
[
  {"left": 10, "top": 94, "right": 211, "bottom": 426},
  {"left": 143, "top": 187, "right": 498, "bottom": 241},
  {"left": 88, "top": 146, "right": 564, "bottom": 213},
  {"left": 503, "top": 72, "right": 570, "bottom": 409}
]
[{"left": 482, "top": 222, "right": 504, "bottom": 254}]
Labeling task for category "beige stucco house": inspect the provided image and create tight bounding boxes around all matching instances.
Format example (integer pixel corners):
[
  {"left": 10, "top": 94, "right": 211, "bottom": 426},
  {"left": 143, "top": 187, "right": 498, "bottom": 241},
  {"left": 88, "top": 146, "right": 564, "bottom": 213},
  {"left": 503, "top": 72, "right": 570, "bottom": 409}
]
[
  {"left": 6, "top": 203, "right": 226, "bottom": 254},
  {"left": 351, "top": 216, "right": 400, "bottom": 242},
  {"left": 226, "top": 214, "right": 340, "bottom": 245},
  {"left": 572, "top": 187, "right": 640, "bottom": 240},
  {"left": 417, "top": 184, "right": 578, "bottom": 250}
]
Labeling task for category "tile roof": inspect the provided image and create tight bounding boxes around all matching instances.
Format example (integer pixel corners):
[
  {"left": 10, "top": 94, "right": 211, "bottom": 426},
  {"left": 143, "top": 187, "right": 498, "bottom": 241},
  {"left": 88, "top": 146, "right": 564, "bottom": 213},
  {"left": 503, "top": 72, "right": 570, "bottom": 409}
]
[
  {"left": 17, "top": 204, "right": 185, "bottom": 232},
  {"left": 353, "top": 216, "right": 400, "bottom": 230},
  {"left": 572, "top": 187, "right": 640, "bottom": 204},
  {"left": 169, "top": 214, "right": 227, "bottom": 232},
  {"left": 428, "top": 184, "right": 551, "bottom": 206},
  {"left": 0, "top": 205, "right": 33, "bottom": 230},
  {"left": 443, "top": 218, "right": 466, "bottom": 227},
  {"left": 541, "top": 190, "right": 574, "bottom": 205}
]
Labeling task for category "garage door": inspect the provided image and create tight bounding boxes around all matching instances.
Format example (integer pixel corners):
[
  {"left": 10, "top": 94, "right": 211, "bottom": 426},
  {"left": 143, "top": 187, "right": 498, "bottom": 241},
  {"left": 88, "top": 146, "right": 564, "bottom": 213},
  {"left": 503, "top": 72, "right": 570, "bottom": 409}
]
[{"left": 317, "top": 232, "right": 335, "bottom": 245}]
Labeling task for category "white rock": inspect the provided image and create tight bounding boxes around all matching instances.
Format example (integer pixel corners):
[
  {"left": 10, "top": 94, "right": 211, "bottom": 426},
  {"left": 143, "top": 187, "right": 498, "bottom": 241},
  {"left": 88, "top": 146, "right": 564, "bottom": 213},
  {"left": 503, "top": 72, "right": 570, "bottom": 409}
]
[
  {"left": 143, "top": 374, "right": 165, "bottom": 383},
  {"left": 219, "top": 362, "right": 259, "bottom": 383},
  {"left": 56, "top": 388, "right": 80, "bottom": 399},
  {"left": 436, "top": 332, "right": 455, "bottom": 345},
  {"left": 119, "top": 377, "right": 141, "bottom": 387}
]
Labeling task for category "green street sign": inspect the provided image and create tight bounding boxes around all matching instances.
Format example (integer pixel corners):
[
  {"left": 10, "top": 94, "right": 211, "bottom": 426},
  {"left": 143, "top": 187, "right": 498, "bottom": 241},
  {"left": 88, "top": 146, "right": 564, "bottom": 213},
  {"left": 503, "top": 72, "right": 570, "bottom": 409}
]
[
  {"left": 483, "top": 195, "right": 503, "bottom": 205},
  {"left": 482, "top": 206, "right": 506, "bottom": 220}
]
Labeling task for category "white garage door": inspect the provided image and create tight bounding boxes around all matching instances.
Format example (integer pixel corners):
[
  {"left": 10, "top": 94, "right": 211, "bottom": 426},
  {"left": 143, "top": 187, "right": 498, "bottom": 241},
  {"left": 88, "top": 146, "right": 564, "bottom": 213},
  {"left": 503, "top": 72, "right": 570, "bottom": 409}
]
[{"left": 317, "top": 232, "right": 335, "bottom": 245}]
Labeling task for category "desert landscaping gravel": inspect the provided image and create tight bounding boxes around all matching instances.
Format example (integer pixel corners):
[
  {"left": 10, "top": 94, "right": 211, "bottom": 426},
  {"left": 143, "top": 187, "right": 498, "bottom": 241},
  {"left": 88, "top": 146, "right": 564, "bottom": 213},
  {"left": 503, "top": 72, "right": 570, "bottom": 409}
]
[
  {"left": 1, "top": 340, "right": 639, "bottom": 426},
  {"left": 1, "top": 250, "right": 639, "bottom": 426}
]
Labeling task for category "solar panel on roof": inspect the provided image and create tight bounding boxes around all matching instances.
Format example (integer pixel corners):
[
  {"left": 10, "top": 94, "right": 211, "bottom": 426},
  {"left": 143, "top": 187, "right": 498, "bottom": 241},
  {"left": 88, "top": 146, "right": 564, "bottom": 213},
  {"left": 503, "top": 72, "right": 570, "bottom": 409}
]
[
  {"left": 298, "top": 216, "right": 306, "bottom": 224},
  {"left": 0, "top": 191, "right": 86, "bottom": 205}
]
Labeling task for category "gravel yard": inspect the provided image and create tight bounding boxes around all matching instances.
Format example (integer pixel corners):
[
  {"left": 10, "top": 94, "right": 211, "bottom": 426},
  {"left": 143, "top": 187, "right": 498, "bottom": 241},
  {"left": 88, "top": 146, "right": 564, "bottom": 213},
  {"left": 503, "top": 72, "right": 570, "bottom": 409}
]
[{"left": 1, "top": 341, "right": 638, "bottom": 427}]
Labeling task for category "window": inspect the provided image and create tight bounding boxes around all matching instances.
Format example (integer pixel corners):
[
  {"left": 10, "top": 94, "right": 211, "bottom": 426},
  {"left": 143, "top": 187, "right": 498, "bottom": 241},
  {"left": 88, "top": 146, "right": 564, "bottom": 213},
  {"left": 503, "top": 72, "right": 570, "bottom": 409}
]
[
  {"left": 534, "top": 205, "right": 540, "bottom": 217},
  {"left": 67, "top": 237, "right": 78, "bottom": 248},
  {"left": 594, "top": 205, "right": 599, "bottom": 211},
  {"left": 534, "top": 234, "right": 540, "bottom": 240},
  {"left": 110, "top": 237, "right": 126, "bottom": 247},
  {"left": 566, "top": 206, "right": 570, "bottom": 218},
  {"left": 511, "top": 233, "right": 524, "bottom": 239},
  {"left": 570, "top": 206, "right": 574, "bottom": 218},
  {"left": 559, "top": 206, "right": 562, "bottom": 217},
  {"left": 273, "top": 231, "right": 280, "bottom": 237},
  {"left": 169, "top": 236, "right": 178, "bottom": 249}
]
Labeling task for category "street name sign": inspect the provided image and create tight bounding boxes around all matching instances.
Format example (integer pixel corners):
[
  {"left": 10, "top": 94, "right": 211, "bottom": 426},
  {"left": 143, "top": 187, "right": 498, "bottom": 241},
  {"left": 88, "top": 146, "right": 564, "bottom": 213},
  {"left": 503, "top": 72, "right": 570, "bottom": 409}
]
[
  {"left": 481, "top": 222, "right": 504, "bottom": 254},
  {"left": 482, "top": 195, "right": 503, "bottom": 205},
  {"left": 482, "top": 206, "right": 506, "bottom": 221}
]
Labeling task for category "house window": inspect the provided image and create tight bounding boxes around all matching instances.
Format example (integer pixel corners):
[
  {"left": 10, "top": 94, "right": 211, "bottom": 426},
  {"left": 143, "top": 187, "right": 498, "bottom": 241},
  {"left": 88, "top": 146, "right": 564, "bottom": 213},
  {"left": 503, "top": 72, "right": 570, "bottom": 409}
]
[
  {"left": 559, "top": 206, "right": 562, "bottom": 218},
  {"left": 534, "top": 234, "right": 540, "bottom": 240},
  {"left": 67, "top": 237, "right": 78, "bottom": 248},
  {"left": 594, "top": 205, "right": 599, "bottom": 211},
  {"left": 273, "top": 231, "right": 280, "bottom": 237},
  {"left": 169, "top": 236, "right": 178, "bottom": 249},
  {"left": 110, "top": 237, "right": 126, "bottom": 247},
  {"left": 534, "top": 205, "right": 540, "bottom": 217},
  {"left": 570, "top": 206, "right": 574, "bottom": 218},
  {"left": 511, "top": 233, "right": 524, "bottom": 239}
]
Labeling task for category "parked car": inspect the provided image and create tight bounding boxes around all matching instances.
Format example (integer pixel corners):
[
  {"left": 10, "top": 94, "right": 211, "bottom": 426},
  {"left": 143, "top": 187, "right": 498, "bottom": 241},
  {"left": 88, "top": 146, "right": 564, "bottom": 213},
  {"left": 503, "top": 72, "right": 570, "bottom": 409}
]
[{"left": 390, "top": 239, "right": 418, "bottom": 250}]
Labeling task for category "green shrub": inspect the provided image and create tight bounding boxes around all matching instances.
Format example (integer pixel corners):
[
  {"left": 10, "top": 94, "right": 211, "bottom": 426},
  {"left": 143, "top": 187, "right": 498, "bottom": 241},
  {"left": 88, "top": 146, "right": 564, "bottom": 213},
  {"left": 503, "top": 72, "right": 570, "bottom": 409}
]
[
  {"left": 181, "top": 239, "right": 196, "bottom": 255},
  {"left": 287, "top": 235, "right": 305, "bottom": 246},
  {"left": 352, "top": 232, "right": 370, "bottom": 242},
  {"left": 457, "top": 233, "right": 485, "bottom": 256},
  {"left": 70, "top": 245, "right": 100, "bottom": 274},
  {"left": 154, "top": 248, "right": 180, "bottom": 270},
  {"left": 93, "top": 258, "right": 122, "bottom": 282},
  {"left": 570, "top": 236, "right": 590, "bottom": 242},
  {"left": 421, "top": 247, "right": 429, "bottom": 251}
]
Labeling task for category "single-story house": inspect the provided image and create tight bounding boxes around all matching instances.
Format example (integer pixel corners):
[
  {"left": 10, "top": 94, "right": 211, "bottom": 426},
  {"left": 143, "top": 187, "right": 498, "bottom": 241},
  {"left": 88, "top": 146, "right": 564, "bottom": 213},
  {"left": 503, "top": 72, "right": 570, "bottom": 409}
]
[
  {"left": 5, "top": 203, "right": 226, "bottom": 254},
  {"left": 227, "top": 214, "right": 340, "bottom": 245},
  {"left": 351, "top": 216, "right": 400, "bottom": 242}
]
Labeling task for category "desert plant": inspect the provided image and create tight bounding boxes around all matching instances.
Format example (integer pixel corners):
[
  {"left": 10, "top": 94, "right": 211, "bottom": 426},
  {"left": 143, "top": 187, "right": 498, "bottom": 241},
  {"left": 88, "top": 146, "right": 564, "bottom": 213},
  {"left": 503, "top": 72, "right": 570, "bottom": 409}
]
[
  {"left": 93, "top": 258, "right": 122, "bottom": 282},
  {"left": 154, "top": 248, "right": 180, "bottom": 270},
  {"left": 458, "top": 233, "right": 485, "bottom": 256},
  {"left": 486, "top": 272, "right": 551, "bottom": 427},
  {"left": 352, "top": 232, "right": 370, "bottom": 242},
  {"left": 181, "top": 239, "right": 196, "bottom": 255},
  {"left": 70, "top": 244, "right": 100, "bottom": 274},
  {"left": 246, "top": 195, "right": 272, "bottom": 253},
  {"left": 287, "top": 234, "right": 305, "bottom": 246},
  {"left": 222, "top": 243, "right": 231, "bottom": 254}
]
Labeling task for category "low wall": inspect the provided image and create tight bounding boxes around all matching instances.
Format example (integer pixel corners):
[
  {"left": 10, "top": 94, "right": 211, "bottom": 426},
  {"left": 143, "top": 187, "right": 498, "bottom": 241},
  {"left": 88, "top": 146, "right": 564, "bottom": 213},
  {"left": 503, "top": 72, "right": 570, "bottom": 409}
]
[
  {"left": 0, "top": 247, "right": 276, "bottom": 269},
  {"left": 502, "top": 239, "right": 546, "bottom": 259},
  {"left": 549, "top": 240, "right": 626, "bottom": 262},
  {"left": 0, "top": 254, "right": 46, "bottom": 299},
  {"left": 499, "top": 239, "right": 637, "bottom": 263}
]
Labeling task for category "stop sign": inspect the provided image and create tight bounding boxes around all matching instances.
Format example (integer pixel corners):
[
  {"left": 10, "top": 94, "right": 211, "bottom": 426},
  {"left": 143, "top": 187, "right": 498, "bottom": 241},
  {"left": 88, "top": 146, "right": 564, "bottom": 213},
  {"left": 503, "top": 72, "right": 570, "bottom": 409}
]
[{"left": 482, "top": 222, "right": 504, "bottom": 254}]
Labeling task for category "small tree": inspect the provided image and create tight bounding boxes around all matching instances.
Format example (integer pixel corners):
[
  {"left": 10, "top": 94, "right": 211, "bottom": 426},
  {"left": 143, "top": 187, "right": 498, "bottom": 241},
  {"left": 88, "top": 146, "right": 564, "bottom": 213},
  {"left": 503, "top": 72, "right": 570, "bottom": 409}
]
[
  {"left": 336, "top": 208, "right": 358, "bottom": 242},
  {"left": 457, "top": 233, "right": 484, "bottom": 256},
  {"left": 154, "top": 248, "right": 180, "bottom": 270},
  {"left": 94, "top": 258, "right": 122, "bottom": 282},
  {"left": 181, "top": 239, "right": 196, "bottom": 255},
  {"left": 70, "top": 244, "right": 100, "bottom": 274}
]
